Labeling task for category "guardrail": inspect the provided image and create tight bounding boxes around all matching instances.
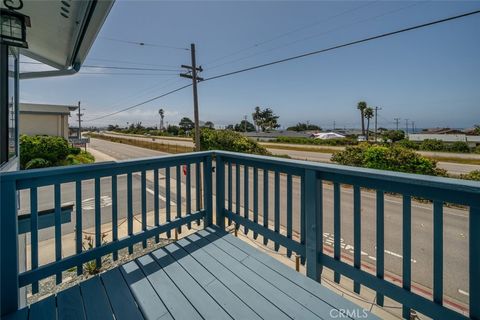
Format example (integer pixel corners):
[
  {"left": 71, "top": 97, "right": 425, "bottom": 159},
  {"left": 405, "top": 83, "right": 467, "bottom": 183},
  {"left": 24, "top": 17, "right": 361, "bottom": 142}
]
[
  {"left": 0, "top": 151, "right": 212, "bottom": 315},
  {"left": 214, "top": 150, "right": 480, "bottom": 320},
  {"left": 1, "top": 150, "right": 479, "bottom": 319}
]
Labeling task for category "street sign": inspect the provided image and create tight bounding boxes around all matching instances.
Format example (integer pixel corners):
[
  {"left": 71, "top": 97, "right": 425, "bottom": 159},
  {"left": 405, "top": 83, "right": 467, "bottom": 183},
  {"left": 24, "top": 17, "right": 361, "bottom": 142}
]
[{"left": 69, "top": 137, "right": 90, "bottom": 149}]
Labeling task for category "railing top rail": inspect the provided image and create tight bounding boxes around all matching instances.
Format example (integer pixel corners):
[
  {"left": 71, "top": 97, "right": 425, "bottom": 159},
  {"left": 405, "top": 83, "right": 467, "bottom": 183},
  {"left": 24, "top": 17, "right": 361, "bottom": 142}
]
[
  {"left": 215, "top": 150, "right": 480, "bottom": 196},
  {"left": 0, "top": 151, "right": 212, "bottom": 185}
]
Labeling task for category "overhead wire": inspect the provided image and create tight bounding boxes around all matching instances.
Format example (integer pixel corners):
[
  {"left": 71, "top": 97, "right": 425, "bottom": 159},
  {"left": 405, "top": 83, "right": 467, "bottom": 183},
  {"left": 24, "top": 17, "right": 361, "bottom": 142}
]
[
  {"left": 206, "top": 1, "right": 427, "bottom": 71},
  {"left": 99, "top": 36, "right": 189, "bottom": 51},
  {"left": 84, "top": 9, "right": 480, "bottom": 122},
  {"left": 204, "top": 1, "right": 379, "bottom": 67},
  {"left": 202, "top": 9, "right": 480, "bottom": 82}
]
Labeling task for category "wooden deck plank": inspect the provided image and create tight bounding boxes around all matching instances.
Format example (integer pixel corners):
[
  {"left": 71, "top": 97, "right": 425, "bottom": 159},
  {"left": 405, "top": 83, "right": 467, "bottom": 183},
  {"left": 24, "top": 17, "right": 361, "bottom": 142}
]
[
  {"left": 151, "top": 247, "right": 232, "bottom": 319},
  {"left": 56, "top": 285, "right": 86, "bottom": 320},
  {"left": 79, "top": 277, "right": 114, "bottom": 320},
  {"left": 120, "top": 260, "right": 171, "bottom": 320},
  {"left": 135, "top": 253, "right": 202, "bottom": 320},
  {"left": 163, "top": 243, "right": 262, "bottom": 320},
  {"left": 28, "top": 295, "right": 55, "bottom": 320},
  {"left": 211, "top": 226, "right": 380, "bottom": 320},
  {"left": 195, "top": 229, "right": 322, "bottom": 320},
  {"left": 202, "top": 228, "right": 337, "bottom": 317},
  {"left": 101, "top": 269, "right": 144, "bottom": 320},
  {"left": 178, "top": 236, "right": 291, "bottom": 320}
]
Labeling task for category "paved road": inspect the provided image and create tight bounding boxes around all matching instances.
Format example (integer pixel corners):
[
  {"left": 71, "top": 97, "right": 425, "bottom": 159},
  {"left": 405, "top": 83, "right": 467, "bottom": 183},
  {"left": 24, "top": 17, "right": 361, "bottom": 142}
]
[
  {"left": 99, "top": 132, "right": 479, "bottom": 175},
  {"left": 87, "top": 137, "right": 469, "bottom": 307}
]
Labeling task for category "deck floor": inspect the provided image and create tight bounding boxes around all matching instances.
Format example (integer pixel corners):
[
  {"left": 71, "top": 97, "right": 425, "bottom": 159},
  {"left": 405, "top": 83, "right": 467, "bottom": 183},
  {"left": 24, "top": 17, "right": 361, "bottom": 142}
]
[{"left": 6, "top": 226, "right": 378, "bottom": 320}]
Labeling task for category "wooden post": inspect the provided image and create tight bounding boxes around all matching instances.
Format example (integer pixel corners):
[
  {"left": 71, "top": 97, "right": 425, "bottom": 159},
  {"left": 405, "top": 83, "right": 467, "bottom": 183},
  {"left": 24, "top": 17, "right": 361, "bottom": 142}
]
[
  {"left": 1, "top": 179, "right": 19, "bottom": 316},
  {"left": 304, "top": 169, "right": 322, "bottom": 281},
  {"left": 215, "top": 154, "right": 225, "bottom": 229}
]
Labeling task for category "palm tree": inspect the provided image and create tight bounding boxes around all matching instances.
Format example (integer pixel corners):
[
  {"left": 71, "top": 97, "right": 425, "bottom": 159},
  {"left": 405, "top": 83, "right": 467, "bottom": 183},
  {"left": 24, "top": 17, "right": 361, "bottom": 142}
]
[
  {"left": 364, "top": 107, "right": 374, "bottom": 140},
  {"left": 159, "top": 108, "right": 165, "bottom": 131},
  {"left": 357, "top": 101, "right": 367, "bottom": 136}
]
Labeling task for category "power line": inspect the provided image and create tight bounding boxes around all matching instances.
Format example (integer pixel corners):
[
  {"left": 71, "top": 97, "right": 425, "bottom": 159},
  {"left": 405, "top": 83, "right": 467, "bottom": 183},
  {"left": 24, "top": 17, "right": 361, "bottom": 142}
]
[
  {"left": 99, "top": 36, "right": 189, "bottom": 51},
  {"left": 83, "top": 9, "right": 480, "bottom": 123},
  {"left": 86, "top": 57, "right": 180, "bottom": 68},
  {"left": 77, "top": 72, "right": 180, "bottom": 76},
  {"left": 204, "top": 1, "right": 378, "bottom": 67},
  {"left": 20, "top": 61, "right": 181, "bottom": 72},
  {"left": 206, "top": 1, "right": 426, "bottom": 71},
  {"left": 203, "top": 9, "right": 480, "bottom": 82},
  {"left": 83, "top": 84, "right": 192, "bottom": 122}
]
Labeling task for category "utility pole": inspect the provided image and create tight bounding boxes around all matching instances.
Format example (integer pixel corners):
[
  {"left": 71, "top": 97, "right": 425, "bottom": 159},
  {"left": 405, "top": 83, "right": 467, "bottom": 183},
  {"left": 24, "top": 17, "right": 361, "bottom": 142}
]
[
  {"left": 411, "top": 121, "right": 415, "bottom": 134},
  {"left": 405, "top": 119, "right": 409, "bottom": 134},
  {"left": 374, "top": 106, "right": 382, "bottom": 142},
  {"left": 77, "top": 101, "right": 83, "bottom": 138},
  {"left": 180, "top": 43, "right": 203, "bottom": 152},
  {"left": 394, "top": 118, "right": 401, "bottom": 130}
]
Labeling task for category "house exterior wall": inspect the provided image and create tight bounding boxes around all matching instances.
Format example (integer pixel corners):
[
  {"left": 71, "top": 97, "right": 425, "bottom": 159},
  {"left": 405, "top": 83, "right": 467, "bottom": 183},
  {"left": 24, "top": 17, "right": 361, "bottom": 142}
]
[{"left": 19, "top": 113, "right": 69, "bottom": 139}]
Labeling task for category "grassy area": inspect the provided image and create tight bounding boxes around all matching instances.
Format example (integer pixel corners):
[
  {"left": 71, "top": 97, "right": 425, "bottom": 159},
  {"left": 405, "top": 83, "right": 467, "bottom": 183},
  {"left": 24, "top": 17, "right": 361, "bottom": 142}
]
[
  {"left": 108, "top": 131, "right": 191, "bottom": 142},
  {"left": 89, "top": 133, "right": 193, "bottom": 154},
  {"left": 262, "top": 143, "right": 342, "bottom": 154}
]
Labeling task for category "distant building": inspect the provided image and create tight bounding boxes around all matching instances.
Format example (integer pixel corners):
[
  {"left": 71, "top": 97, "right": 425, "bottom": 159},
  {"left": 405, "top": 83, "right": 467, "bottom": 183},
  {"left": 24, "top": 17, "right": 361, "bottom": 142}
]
[
  {"left": 19, "top": 103, "right": 78, "bottom": 139},
  {"left": 312, "top": 132, "right": 346, "bottom": 140},
  {"left": 408, "top": 133, "right": 480, "bottom": 147},
  {"left": 421, "top": 127, "right": 464, "bottom": 135},
  {"left": 242, "top": 130, "right": 310, "bottom": 141}
]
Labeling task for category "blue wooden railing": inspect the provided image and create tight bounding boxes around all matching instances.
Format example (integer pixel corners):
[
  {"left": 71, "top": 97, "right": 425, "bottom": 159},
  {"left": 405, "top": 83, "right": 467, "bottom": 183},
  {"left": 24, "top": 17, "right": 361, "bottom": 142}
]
[
  {"left": 214, "top": 151, "right": 480, "bottom": 320},
  {"left": 1, "top": 150, "right": 479, "bottom": 319},
  {"left": 0, "top": 151, "right": 213, "bottom": 316}
]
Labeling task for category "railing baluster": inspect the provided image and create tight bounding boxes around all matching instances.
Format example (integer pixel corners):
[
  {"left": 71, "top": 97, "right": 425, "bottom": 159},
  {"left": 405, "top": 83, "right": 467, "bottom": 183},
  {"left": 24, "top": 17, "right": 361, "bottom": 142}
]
[
  {"left": 94, "top": 178, "right": 102, "bottom": 268},
  {"left": 244, "top": 165, "right": 249, "bottom": 235},
  {"left": 333, "top": 182, "right": 341, "bottom": 283},
  {"left": 54, "top": 183, "right": 62, "bottom": 284},
  {"left": 300, "top": 175, "right": 306, "bottom": 264},
  {"left": 305, "top": 169, "right": 321, "bottom": 281},
  {"left": 353, "top": 186, "right": 361, "bottom": 293},
  {"left": 470, "top": 205, "right": 480, "bottom": 319},
  {"left": 253, "top": 167, "right": 259, "bottom": 239},
  {"left": 215, "top": 155, "right": 225, "bottom": 229},
  {"left": 186, "top": 163, "right": 191, "bottom": 229},
  {"left": 176, "top": 165, "right": 182, "bottom": 234},
  {"left": 433, "top": 200, "right": 443, "bottom": 305},
  {"left": 111, "top": 176, "right": 118, "bottom": 260},
  {"left": 274, "top": 171, "right": 280, "bottom": 251},
  {"left": 286, "top": 174, "right": 293, "bottom": 257},
  {"left": 376, "top": 190, "right": 384, "bottom": 306},
  {"left": 195, "top": 160, "right": 201, "bottom": 225},
  {"left": 127, "top": 173, "right": 133, "bottom": 254},
  {"left": 204, "top": 156, "right": 213, "bottom": 226},
  {"left": 235, "top": 163, "right": 240, "bottom": 232},
  {"left": 263, "top": 169, "right": 269, "bottom": 245},
  {"left": 154, "top": 169, "right": 160, "bottom": 243},
  {"left": 166, "top": 167, "right": 171, "bottom": 238},
  {"left": 141, "top": 171, "right": 147, "bottom": 248},
  {"left": 75, "top": 181, "right": 83, "bottom": 275},
  {"left": 228, "top": 162, "right": 232, "bottom": 226},
  {"left": 403, "top": 195, "right": 412, "bottom": 319},
  {"left": 30, "top": 187, "right": 39, "bottom": 293}
]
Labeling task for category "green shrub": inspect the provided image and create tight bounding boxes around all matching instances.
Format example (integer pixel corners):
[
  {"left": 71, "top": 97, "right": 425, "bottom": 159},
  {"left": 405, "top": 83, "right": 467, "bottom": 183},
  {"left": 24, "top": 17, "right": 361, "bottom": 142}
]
[
  {"left": 331, "top": 144, "right": 446, "bottom": 176},
  {"left": 476, "top": 146, "right": 480, "bottom": 154},
  {"left": 20, "top": 135, "right": 71, "bottom": 168},
  {"left": 199, "top": 129, "right": 270, "bottom": 155},
  {"left": 460, "top": 170, "right": 480, "bottom": 181},
  {"left": 446, "top": 141, "right": 471, "bottom": 153},
  {"left": 420, "top": 139, "right": 445, "bottom": 152},
  {"left": 20, "top": 135, "right": 94, "bottom": 169},
  {"left": 396, "top": 139, "right": 419, "bottom": 150},
  {"left": 25, "top": 158, "right": 51, "bottom": 170}
]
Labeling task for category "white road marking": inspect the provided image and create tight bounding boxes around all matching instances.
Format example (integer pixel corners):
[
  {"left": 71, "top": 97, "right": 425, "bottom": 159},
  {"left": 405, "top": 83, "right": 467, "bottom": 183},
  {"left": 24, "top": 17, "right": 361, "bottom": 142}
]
[
  {"left": 145, "top": 187, "right": 177, "bottom": 206},
  {"left": 458, "top": 289, "right": 469, "bottom": 297},
  {"left": 82, "top": 196, "right": 112, "bottom": 210}
]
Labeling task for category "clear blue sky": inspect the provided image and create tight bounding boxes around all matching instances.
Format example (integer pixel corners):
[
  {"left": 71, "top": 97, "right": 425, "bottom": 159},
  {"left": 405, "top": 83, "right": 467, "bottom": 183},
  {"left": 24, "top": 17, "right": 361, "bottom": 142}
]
[{"left": 20, "top": 1, "right": 480, "bottom": 130}]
